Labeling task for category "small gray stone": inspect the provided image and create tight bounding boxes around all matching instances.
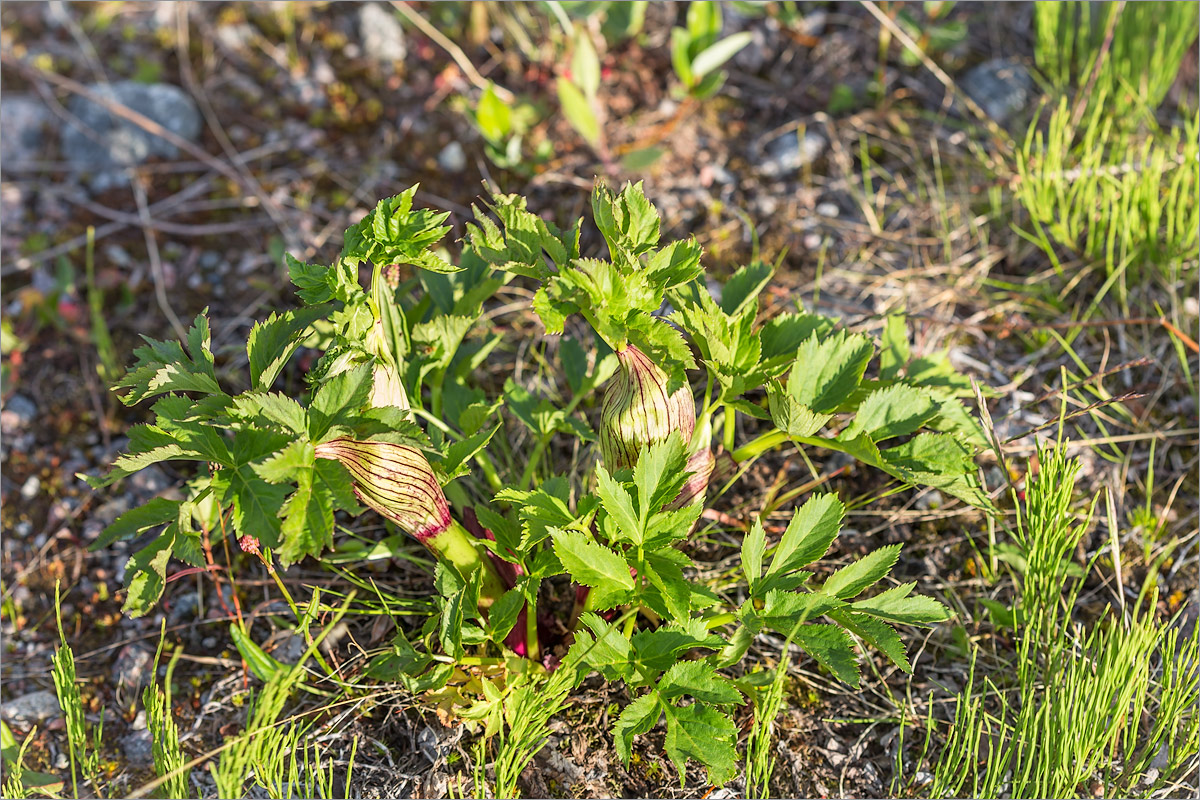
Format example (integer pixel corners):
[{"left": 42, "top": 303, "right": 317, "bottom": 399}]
[
  {"left": 815, "top": 201, "right": 840, "bottom": 218},
  {"left": 1, "top": 394, "right": 37, "bottom": 431},
  {"left": 915, "top": 489, "right": 944, "bottom": 511},
  {"left": 1, "top": 96, "right": 51, "bottom": 164},
  {"left": 18, "top": 475, "right": 40, "bottom": 501},
  {"left": 754, "top": 128, "right": 826, "bottom": 177},
  {"left": 128, "top": 464, "right": 171, "bottom": 497},
  {"left": 436, "top": 141, "right": 466, "bottom": 173},
  {"left": 360, "top": 4, "right": 406, "bottom": 63},
  {"left": 121, "top": 728, "right": 155, "bottom": 768},
  {"left": 112, "top": 644, "right": 154, "bottom": 693},
  {"left": 61, "top": 81, "right": 202, "bottom": 190},
  {"left": 1, "top": 690, "right": 62, "bottom": 730},
  {"left": 960, "top": 58, "right": 1034, "bottom": 125},
  {"left": 215, "top": 23, "right": 254, "bottom": 53}
]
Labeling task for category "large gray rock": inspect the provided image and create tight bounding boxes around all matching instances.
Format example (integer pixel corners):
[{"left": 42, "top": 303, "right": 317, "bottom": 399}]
[
  {"left": 960, "top": 58, "right": 1034, "bottom": 125},
  {"left": 360, "top": 3, "right": 406, "bottom": 63},
  {"left": 1, "top": 96, "right": 51, "bottom": 165},
  {"left": 61, "top": 81, "right": 202, "bottom": 189},
  {"left": 1, "top": 690, "right": 62, "bottom": 730}
]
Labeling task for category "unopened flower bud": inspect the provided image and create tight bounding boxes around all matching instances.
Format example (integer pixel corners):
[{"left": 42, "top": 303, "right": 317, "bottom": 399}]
[
  {"left": 315, "top": 439, "right": 449, "bottom": 543},
  {"left": 314, "top": 438, "right": 506, "bottom": 602},
  {"left": 669, "top": 446, "right": 715, "bottom": 510},
  {"left": 599, "top": 344, "right": 695, "bottom": 472}
]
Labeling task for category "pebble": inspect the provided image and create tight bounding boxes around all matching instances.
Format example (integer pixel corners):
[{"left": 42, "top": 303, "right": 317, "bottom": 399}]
[
  {"left": 112, "top": 645, "right": 154, "bottom": 693},
  {"left": 360, "top": 3, "right": 406, "bottom": 63},
  {"left": 271, "top": 632, "right": 308, "bottom": 665},
  {"left": 960, "top": 58, "right": 1034, "bottom": 125},
  {"left": 1, "top": 690, "right": 62, "bottom": 730},
  {"left": 754, "top": 128, "right": 827, "bottom": 177},
  {"left": 1, "top": 394, "right": 37, "bottom": 431},
  {"left": 60, "top": 81, "right": 203, "bottom": 191},
  {"left": 128, "top": 465, "right": 171, "bottom": 497},
  {"left": 0, "top": 96, "right": 50, "bottom": 164},
  {"left": 18, "top": 475, "right": 40, "bottom": 501},
  {"left": 915, "top": 489, "right": 944, "bottom": 510},
  {"left": 815, "top": 201, "right": 840, "bottom": 218},
  {"left": 121, "top": 728, "right": 155, "bottom": 768},
  {"left": 215, "top": 22, "right": 254, "bottom": 53},
  {"left": 437, "top": 141, "right": 467, "bottom": 173}
]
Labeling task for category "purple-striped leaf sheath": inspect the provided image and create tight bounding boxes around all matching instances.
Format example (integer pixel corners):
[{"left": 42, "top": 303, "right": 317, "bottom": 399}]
[
  {"left": 599, "top": 344, "right": 696, "bottom": 472},
  {"left": 314, "top": 439, "right": 450, "bottom": 543},
  {"left": 669, "top": 446, "right": 715, "bottom": 510}
]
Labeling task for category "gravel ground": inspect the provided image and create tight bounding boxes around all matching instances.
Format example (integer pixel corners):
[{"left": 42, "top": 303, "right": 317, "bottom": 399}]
[{"left": 2, "top": 2, "right": 1196, "bottom": 797}]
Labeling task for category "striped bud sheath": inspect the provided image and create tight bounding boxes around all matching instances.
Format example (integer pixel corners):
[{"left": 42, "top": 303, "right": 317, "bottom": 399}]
[{"left": 599, "top": 344, "right": 696, "bottom": 472}]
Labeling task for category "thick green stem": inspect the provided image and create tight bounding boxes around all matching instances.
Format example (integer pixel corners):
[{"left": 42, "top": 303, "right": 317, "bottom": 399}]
[
  {"left": 722, "top": 403, "right": 737, "bottom": 453},
  {"left": 731, "top": 428, "right": 790, "bottom": 464},
  {"left": 525, "top": 591, "right": 540, "bottom": 663},
  {"left": 431, "top": 519, "right": 508, "bottom": 605}
]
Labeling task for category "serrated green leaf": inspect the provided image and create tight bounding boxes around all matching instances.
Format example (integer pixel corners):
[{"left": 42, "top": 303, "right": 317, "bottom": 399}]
[
  {"left": 793, "top": 623, "right": 860, "bottom": 686},
  {"left": 230, "top": 469, "right": 289, "bottom": 549},
  {"left": 91, "top": 497, "right": 180, "bottom": 550},
  {"left": 841, "top": 383, "right": 938, "bottom": 442},
  {"left": 753, "top": 589, "right": 845, "bottom": 634},
  {"left": 277, "top": 468, "right": 334, "bottom": 566},
  {"left": 630, "top": 619, "right": 724, "bottom": 673},
  {"left": 253, "top": 439, "right": 315, "bottom": 483},
  {"left": 247, "top": 306, "right": 331, "bottom": 391},
  {"left": 642, "top": 553, "right": 691, "bottom": 622},
  {"left": 759, "top": 312, "right": 836, "bottom": 365},
  {"left": 308, "top": 363, "right": 373, "bottom": 440},
  {"left": 662, "top": 702, "right": 738, "bottom": 787},
  {"left": 762, "top": 493, "right": 844, "bottom": 591},
  {"left": 613, "top": 693, "right": 661, "bottom": 764},
  {"left": 571, "top": 613, "right": 634, "bottom": 682},
  {"left": 437, "top": 425, "right": 499, "bottom": 484},
  {"left": 439, "top": 563, "right": 481, "bottom": 661},
  {"left": 830, "top": 610, "right": 911, "bottom": 672},
  {"left": 634, "top": 433, "right": 688, "bottom": 520},
  {"left": 851, "top": 582, "right": 951, "bottom": 625},
  {"left": 550, "top": 528, "right": 633, "bottom": 609},
  {"left": 742, "top": 517, "right": 766, "bottom": 590},
  {"left": 767, "top": 383, "right": 833, "bottom": 438},
  {"left": 115, "top": 317, "right": 223, "bottom": 405},
  {"left": 822, "top": 543, "right": 902, "bottom": 600},
  {"left": 658, "top": 661, "right": 743, "bottom": 705},
  {"left": 786, "top": 330, "right": 875, "bottom": 413},
  {"left": 122, "top": 534, "right": 173, "bottom": 618},
  {"left": 486, "top": 584, "right": 527, "bottom": 646},
  {"left": 719, "top": 261, "right": 773, "bottom": 316},
  {"left": 596, "top": 466, "right": 641, "bottom": 544},
  {"left": 646, "top": 238, "right": 704, "bottom": 289},
  {"left": 287, "top": 254, "right": 334, "bottom": 305}
]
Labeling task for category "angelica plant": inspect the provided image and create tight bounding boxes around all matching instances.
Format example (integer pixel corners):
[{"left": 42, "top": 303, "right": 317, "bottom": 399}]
[{"left": 90, "top": 180, "right": 989, "bottom": 789}]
